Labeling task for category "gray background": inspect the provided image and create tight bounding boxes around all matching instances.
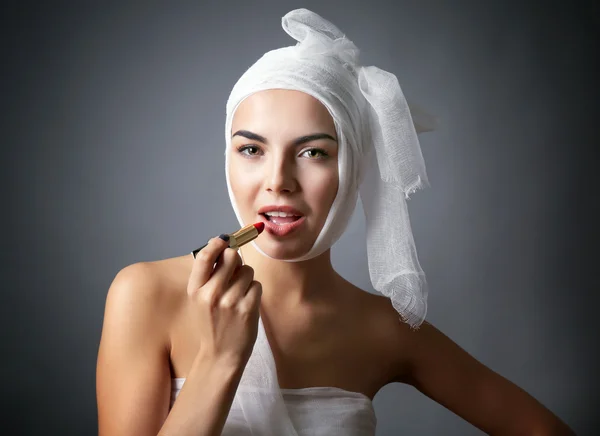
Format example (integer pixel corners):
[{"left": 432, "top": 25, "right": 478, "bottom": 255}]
[{"left": 3, "top": 0, "right": 598, "bottom": 434}]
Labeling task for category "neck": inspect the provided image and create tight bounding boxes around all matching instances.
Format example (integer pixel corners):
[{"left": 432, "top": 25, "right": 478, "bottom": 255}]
[{"left": 239, "top": 243, "right": 342, "bottom": 310}]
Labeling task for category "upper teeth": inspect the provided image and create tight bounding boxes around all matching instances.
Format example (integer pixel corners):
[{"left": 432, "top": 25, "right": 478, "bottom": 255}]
[{"left": 265, "top": 211, "right": 297, "bottom": 217}]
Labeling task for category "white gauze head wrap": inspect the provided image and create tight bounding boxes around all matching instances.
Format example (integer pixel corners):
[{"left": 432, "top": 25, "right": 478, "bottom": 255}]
[{"left": 225, "top": 8, "right": 433, "bottom": 328}]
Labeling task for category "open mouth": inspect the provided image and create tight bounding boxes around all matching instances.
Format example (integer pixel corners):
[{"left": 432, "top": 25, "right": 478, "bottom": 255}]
[
  {"left": 256, "top": 206, "right": 306, "bottom": 236},
  {"left": 258, "top": 211, "right": 306, "bottom": 237},
  {"left": 261, "top": 212, "right": 302, "bottom": 225}
]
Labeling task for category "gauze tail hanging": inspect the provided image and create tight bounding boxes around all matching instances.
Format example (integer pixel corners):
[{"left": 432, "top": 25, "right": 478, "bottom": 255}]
[
  {"left": 234, "top": 317, "right": 299, "bottom": 436},
  {"left": 225, "top": 8, "right": 434, "bottom": 328}
]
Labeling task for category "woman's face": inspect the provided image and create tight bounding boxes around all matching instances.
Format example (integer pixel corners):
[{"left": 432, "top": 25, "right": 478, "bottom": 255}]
[{"left": 228, "top": 89, "right": 339, "bottom": 259}]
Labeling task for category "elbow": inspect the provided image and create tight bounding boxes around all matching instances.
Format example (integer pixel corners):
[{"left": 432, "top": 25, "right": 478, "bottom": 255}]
[
  {"left": 495, "top": 410, "right": 576, "bottom": 436},
  {"left": 525, "top": 419, "right": 576, "bottom": 436}
]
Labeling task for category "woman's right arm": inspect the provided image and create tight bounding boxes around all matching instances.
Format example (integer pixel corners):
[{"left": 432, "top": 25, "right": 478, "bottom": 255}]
[{"left": 97, "top": 237, "right": 261, "bottom": 436}]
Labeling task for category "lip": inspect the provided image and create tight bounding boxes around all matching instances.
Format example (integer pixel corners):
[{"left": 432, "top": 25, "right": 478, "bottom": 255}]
[{"left": 257, "top": 214, "right": 306, "bottom": 237}]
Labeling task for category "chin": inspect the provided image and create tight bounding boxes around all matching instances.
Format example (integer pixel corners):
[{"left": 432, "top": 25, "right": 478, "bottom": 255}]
[{"left": 254, "top": 239, "right": 313, "bottom": 261}]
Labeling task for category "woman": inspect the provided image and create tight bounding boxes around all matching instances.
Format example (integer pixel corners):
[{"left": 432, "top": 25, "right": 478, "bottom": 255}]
[{"left": 96, "top": 9, "right": 574, "bottom": 435}]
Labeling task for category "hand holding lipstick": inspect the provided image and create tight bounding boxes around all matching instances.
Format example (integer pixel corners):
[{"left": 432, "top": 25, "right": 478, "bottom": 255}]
[
  {"left": 187, "top": 230, "right": 263, "bottom": 370},
  {"left": 192, "top": 222, "right": 265, "bottom": 259}
]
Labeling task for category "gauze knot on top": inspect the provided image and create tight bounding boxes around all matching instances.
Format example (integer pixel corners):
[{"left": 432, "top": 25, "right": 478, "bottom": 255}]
[
  {"left": 284, "top": 13, "right": 360, "bottom": 75},
  {"left": 225, "top": 8, "right": 431, "bottom": 329}
]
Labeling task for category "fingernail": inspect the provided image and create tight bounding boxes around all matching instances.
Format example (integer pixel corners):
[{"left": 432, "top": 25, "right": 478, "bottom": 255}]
[{"left": 219, "top": 233, "right": 230, "bottom": 242}]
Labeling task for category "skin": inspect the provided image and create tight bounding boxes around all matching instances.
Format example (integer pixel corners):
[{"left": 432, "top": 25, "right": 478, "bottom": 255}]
[{"left": 96, "top": 89, "right": 575, "bottom": 435}]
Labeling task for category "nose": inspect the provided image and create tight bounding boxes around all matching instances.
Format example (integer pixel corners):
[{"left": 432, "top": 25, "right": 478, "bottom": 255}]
[{"left": 265, "top": 152, "right": 297, "bottom": 194}]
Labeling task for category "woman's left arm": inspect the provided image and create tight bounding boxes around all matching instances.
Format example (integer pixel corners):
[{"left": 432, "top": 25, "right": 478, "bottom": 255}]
[{"left": 395, "top": 321, "right": 575, "bottom": 435}]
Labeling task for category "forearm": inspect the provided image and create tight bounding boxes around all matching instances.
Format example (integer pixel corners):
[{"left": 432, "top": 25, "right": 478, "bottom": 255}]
[{"left": 158, "top": 355, "right": 245, "bottom": 436}]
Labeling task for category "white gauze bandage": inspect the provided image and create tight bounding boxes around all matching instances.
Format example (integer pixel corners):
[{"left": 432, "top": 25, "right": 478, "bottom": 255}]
[{"left": 225, "top": 8, "right": 433, "bottom": 328}]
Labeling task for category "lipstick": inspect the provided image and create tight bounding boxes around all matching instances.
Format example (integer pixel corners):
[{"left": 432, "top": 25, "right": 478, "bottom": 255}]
[{"left": 191, "top": 222, "right": 265, "bottom": 258}]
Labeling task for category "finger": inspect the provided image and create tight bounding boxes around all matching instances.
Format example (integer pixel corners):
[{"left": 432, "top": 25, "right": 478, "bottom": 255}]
[
  {"left": 208, "top": 247, "right": 243, "bottom": 296},
  {"left": 218, "top": 265, "right": 254, "bottom": 307},
  {"left": 188, "top": 235, "right": 230, "bottom": 293},
  {"left": 238, "top": 280, "right": 262, "bottom": 314}
]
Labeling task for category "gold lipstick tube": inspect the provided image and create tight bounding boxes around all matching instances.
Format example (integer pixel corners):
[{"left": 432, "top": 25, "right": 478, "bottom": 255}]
[
  {"left": 191, "top": 222, "right": 264, "bottom": 259},
  {"left": 228, "top": 223, "right": 261, "bottom": 250}
]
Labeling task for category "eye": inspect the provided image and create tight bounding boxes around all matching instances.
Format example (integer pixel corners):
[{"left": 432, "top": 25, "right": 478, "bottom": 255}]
[
  {"left": 300, "top": 148, "right": 328, "bottom": 159},
  {"left": 237, "top": 145, "right": 262, "bottom": 157}
]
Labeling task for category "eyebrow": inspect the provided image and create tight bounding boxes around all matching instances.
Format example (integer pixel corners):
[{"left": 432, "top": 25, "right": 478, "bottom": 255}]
[{"left": 232, "top": 130, "right": 337, "bottom": 146}]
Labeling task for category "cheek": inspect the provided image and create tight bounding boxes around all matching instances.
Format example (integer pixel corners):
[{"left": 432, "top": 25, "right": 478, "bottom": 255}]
[
  {"left": 229, "top": 151, "right": 262, "bottom": 178},
  {"left": 324, "top": 170, "right": 339, "bottom": 204},
  {"left": 301, "top": 164, "right": 339, "bottom": 207},
  {"left": 228, "top": 155, "right": 261, "bottom": 208},
  {"left": 228, "top": 157, "right": 248, "bottom": 201}
]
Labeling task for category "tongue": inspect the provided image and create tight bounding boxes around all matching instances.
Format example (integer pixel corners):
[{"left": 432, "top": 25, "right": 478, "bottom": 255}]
[{"left": 269, "top": 216, "right": 299, "bottom": 225}]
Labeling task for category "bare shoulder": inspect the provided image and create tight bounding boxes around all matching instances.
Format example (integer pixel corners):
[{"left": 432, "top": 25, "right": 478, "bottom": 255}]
[
  {"left": 106, "top": 254, "right": 190, "bottom": 324},
  {"left": 355, "top": 291, "right": 416, "bottom": 381},
  {"left": 355, "top": 292, "right": 458, "bottom": 385},
  {"left": 334, "top": 281, "right": 415, "bottom": 388}
]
